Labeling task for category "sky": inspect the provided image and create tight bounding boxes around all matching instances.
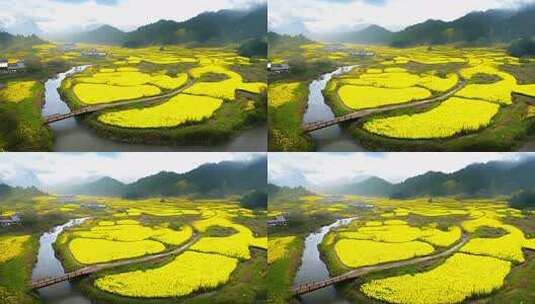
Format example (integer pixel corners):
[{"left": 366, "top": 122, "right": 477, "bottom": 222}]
[
  {"left": 0, "top": 0, "right": 266, "bottom": 34},
  {"left": 269, "top": 153, "right": 535, "bottom": 189},
  {"left": 269, "top": 0, "right": 535, "bottom": 34},
  {"left": 0, "top": 152, "right": 263, "bottom": 188}
]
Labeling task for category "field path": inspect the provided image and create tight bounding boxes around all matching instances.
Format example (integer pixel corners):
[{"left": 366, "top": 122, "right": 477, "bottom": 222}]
[
  {"left": 43, "top": 80, "right": 195, "bottom": 124},
  {"left": 293, "top": 232, "right": 469, "bottom": 296},
  {"left": 30, "top": 232, "right": 200, "bottom": 289},
  {"left": 303, "top": 78, "right": 467, "bottom": 133}
]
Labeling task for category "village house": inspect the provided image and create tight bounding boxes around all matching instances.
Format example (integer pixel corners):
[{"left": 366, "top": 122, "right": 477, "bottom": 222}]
[
  {"left": 81, "top": 49, "right": 107, "bottom": 57},
  {"left": 0, "top": 59, "right": 8, "bottom": 72},
  {"left": 351, "top": 50, "right": 376, "bottom": 57},
  {"left": 268, "top": 63, "right": 290, "bottom": 74},
  {"left": 0, "top": 214, "right": 21, "bottom": 227},
  {"left": 268, "top": 215, "right": 289, "bottom": 227},
  {"left": 81, "top": 203, "right": 107, "bottom": 210}
]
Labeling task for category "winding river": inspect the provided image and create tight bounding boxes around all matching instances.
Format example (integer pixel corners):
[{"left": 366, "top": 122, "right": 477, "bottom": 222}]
[
  {"left": 31, "top": 218, "right": 92, "bottom": 304},
  {"left": 42, "top": 67, "right": 267, "bottom": 152},
  {"left": 294, "top": 218, "right": 357, "bottom": 304},
  {"left": 303, "top": 66, "right": 366, "bottom": 152}
]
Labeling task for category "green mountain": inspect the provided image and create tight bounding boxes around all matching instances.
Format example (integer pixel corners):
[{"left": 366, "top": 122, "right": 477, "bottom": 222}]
[
  {"left": 0, "top": 31, "right": 45, "bottom": 49},
  {"left": 314, "top": 6, "right": 535, "bottom": 46},
  {"left": 57, "top": 157, "right": 267, "bottom": 199},
  {"left": 64, "top": 5, "right": 266, "bottom": 47},
  {"left": 316, "top": 25, "right": 394, "bottom": 44},
  {"left": 268, "top": 183, "right": 314, "bottom": 201},
  {"left": 0, "top": 183, "right": 43, "bottom": 199},
  {"left": 334, "top": 157, "right": 535, "bottom": 199},
  {"left": 58, "top": 177, "right": 126, "bottom": 197},
  {"left": 65, "top": 25, "right": 127, "bottom": 45},
  {"left": 394, "top": 7, "right": 535, "bottom": 46},
  {"left": 330, "top": 177, "right": 394, "bottom": 196}
]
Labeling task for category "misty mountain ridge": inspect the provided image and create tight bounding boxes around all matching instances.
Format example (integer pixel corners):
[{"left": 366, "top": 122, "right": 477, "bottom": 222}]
[
  {"left": 51, "top": 5, "right": 266, "bottom": 47},
  {"left": 280, "top": 6, "right": 535, "bottom": 46},
  {"left": 55, "top": 157, "right": 267, "bottom": 199},
  {"left": 325, "top": 157, "right": 535, "bottom": 198}
]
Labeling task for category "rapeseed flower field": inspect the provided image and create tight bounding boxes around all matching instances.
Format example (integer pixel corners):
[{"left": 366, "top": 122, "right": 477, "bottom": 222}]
[
  {"left": 0, "top": 235, "right": 30, "bottom": 263},
  {"left": 361, "top": 253, "right": 511, "bottom": 304},
  {"left": 94, "top": 251, "right": 238, "bottom": 297},
  {"left": 363, "top": 97, "right": 500, "bottom": 139},
  {"left": 97, "top": 94, "right": 223, "bottom": 128},
  {"left": 0, "top": 81, "right": 37, "bottom": 103}
]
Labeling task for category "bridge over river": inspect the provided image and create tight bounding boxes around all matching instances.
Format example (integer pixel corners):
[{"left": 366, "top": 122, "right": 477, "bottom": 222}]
[
  {"left": 293, "top": 233, "right": 469, "bottom": 296},
  {"left": 30, "top": 233, "right": 200, "bottom": 290},
  {"left": 302, "top": 78, "right": 467, "bottom": 133},
  {"left": 43, "top": 80, "right": 194, "bottom": 125}
]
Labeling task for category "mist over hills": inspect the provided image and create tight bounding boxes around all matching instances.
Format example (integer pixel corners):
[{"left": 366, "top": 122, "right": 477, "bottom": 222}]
[
  {"left": 284, "top": 6, "right": 535, "bottom": 46},
  {"left": 49, "top": 5, "right": 266, "bottom": 47},
  {"left": 53, "top": 156, "right": 267, "bottom": 199},
  {"left": 320, "top": 157, "right": 535, "bottom": 198}
]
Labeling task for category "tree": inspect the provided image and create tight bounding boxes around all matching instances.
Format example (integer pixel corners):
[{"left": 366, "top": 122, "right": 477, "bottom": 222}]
[
  {"left": 508, "top": 37, "right": 535, "bottom": 58},
  {"left": 239, "top": 189, "right": 267, "bottom": 210},
  {"left": 509, "top": 189, "right": 535, "bottom": 209}
]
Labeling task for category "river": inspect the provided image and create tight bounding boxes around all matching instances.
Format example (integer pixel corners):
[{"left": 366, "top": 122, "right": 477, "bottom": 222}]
[
  {"left": 32, "top": 218, "right": 92, "bottom": 304},
  {"left": 303, "top": 66, "right": 366, "bottom": 152},
  {"left": 294, "top": 218, "right": 357, "bottom": 304},
  {"left": 42, "top": 67, "right": 267, "bottom": 152}
]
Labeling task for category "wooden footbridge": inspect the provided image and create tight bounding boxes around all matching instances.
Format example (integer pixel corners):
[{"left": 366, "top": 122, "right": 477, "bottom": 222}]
[
  {"left": 30, "top": 233, "right": 200, "bottom": 290},
  {"left": 293, "top": 233, "right": 469, "bottom": 296},
  {"left": 43, "top": 80, "right": 194, "bottom": 125},
  {"left": 302, "top": 79, "right": 467, "bottom": 133}
]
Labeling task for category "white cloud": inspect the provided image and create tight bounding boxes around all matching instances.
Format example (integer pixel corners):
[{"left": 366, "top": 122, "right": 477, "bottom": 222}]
[
  {"left": 269, "top": 0, "right": 534, "bottom": 33},
  {"left": 0, "top": 0, "right": 266, "bottom": 33},
  {"left": 0, "top": 152, "right": 262, "bottom": 187},
  {"left": 269, "top": 153, "right": 533, "bottom": 187}
]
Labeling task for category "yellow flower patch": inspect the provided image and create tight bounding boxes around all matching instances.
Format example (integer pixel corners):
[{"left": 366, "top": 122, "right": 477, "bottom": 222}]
[
  {"left": 363, "top": 97, "right": 499, "bottom": 139},
  {"left": 335, "top": 239, "right": 434, "bottom": 268},
  {"left": 338, "top": 85, "right": 431, "bottom": 110},
  {"left": 268, "top": 236, "right": 296, "bottom": 264},
  {"left": 0, "top": 235, "right": 30, "bottom": 263},
  {"left": 73, "top": 83, "right": 161, "bottom": 104},
  {"left": 361, "top": 253, "right": 511, "bottom": 304},
  {"left": 0, "top": 81, "right": 37, "bottom": 103},
  {"left": 97, "top": 94, "right": 223, "bottom": 128},
  {"left": 94, "top": 251, "right": 238, "bottom": 297},
  {"left": 69, "top": 238, "right": 165, "bottom": 264}
]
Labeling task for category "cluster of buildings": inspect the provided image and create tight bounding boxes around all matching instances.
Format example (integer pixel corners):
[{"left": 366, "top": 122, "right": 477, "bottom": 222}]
[
  {"left": 0, "top": 214, "right": 21, "bottom": 227},
  {"left": 0, "top": 59, "right": 26, "bottom": 73},
  {"left": 267, "top": 63, "right": 290, "bottom": 74},
  {"left": 81, "top": 49, "right": 107, "bottom": 57},
  {"left": 268, "top": 215, "right": 288, "bottom": 227}
]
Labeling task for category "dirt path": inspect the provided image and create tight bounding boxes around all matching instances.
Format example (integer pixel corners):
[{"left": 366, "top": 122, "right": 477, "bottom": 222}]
[
  {"left": 293, "top": 233, "right": 470, "bottom": 295},
  {"left": 303, "top": 78, "right": 467, "bottom": 133},
  {"left": 43, "top": 80, "right": 195, "bottom": 124}
]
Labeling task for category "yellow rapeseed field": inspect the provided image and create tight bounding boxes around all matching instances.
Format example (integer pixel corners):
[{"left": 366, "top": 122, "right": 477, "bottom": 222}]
[
  {"left": 0, "top": 81, "right": 37, "bottom": 103},
  {"left": 94, "top": 251, "right": 238, "bottom": 297},
  {"left": 268, "top": 236, "right": 296, "bottom": 264},
  {"left": 97, "top": 94, "right": 223, "bottom": 128},
  {"left": 268, "top": 82, "right": 301, "bottom": 107},
  {"left": 361, "top": 253, "right": 511, "bottom": 304},
  {"left": 73, "top": 83, "right": 161, "bottom": 104},
  {"left": 69, "top": 238, "right": 165, "bottom": 264},
  {"left": 0, "top": 235, "right": 30, "bottom": 263},
  {"left": 338, "top": 85, "right": 431, "bottom": 110},
  {"left": 363, "top": 97, "right": 500, "bottom": 139},
  {"left": 335, "top": 239, "right": 434, "bottom": 268}
]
